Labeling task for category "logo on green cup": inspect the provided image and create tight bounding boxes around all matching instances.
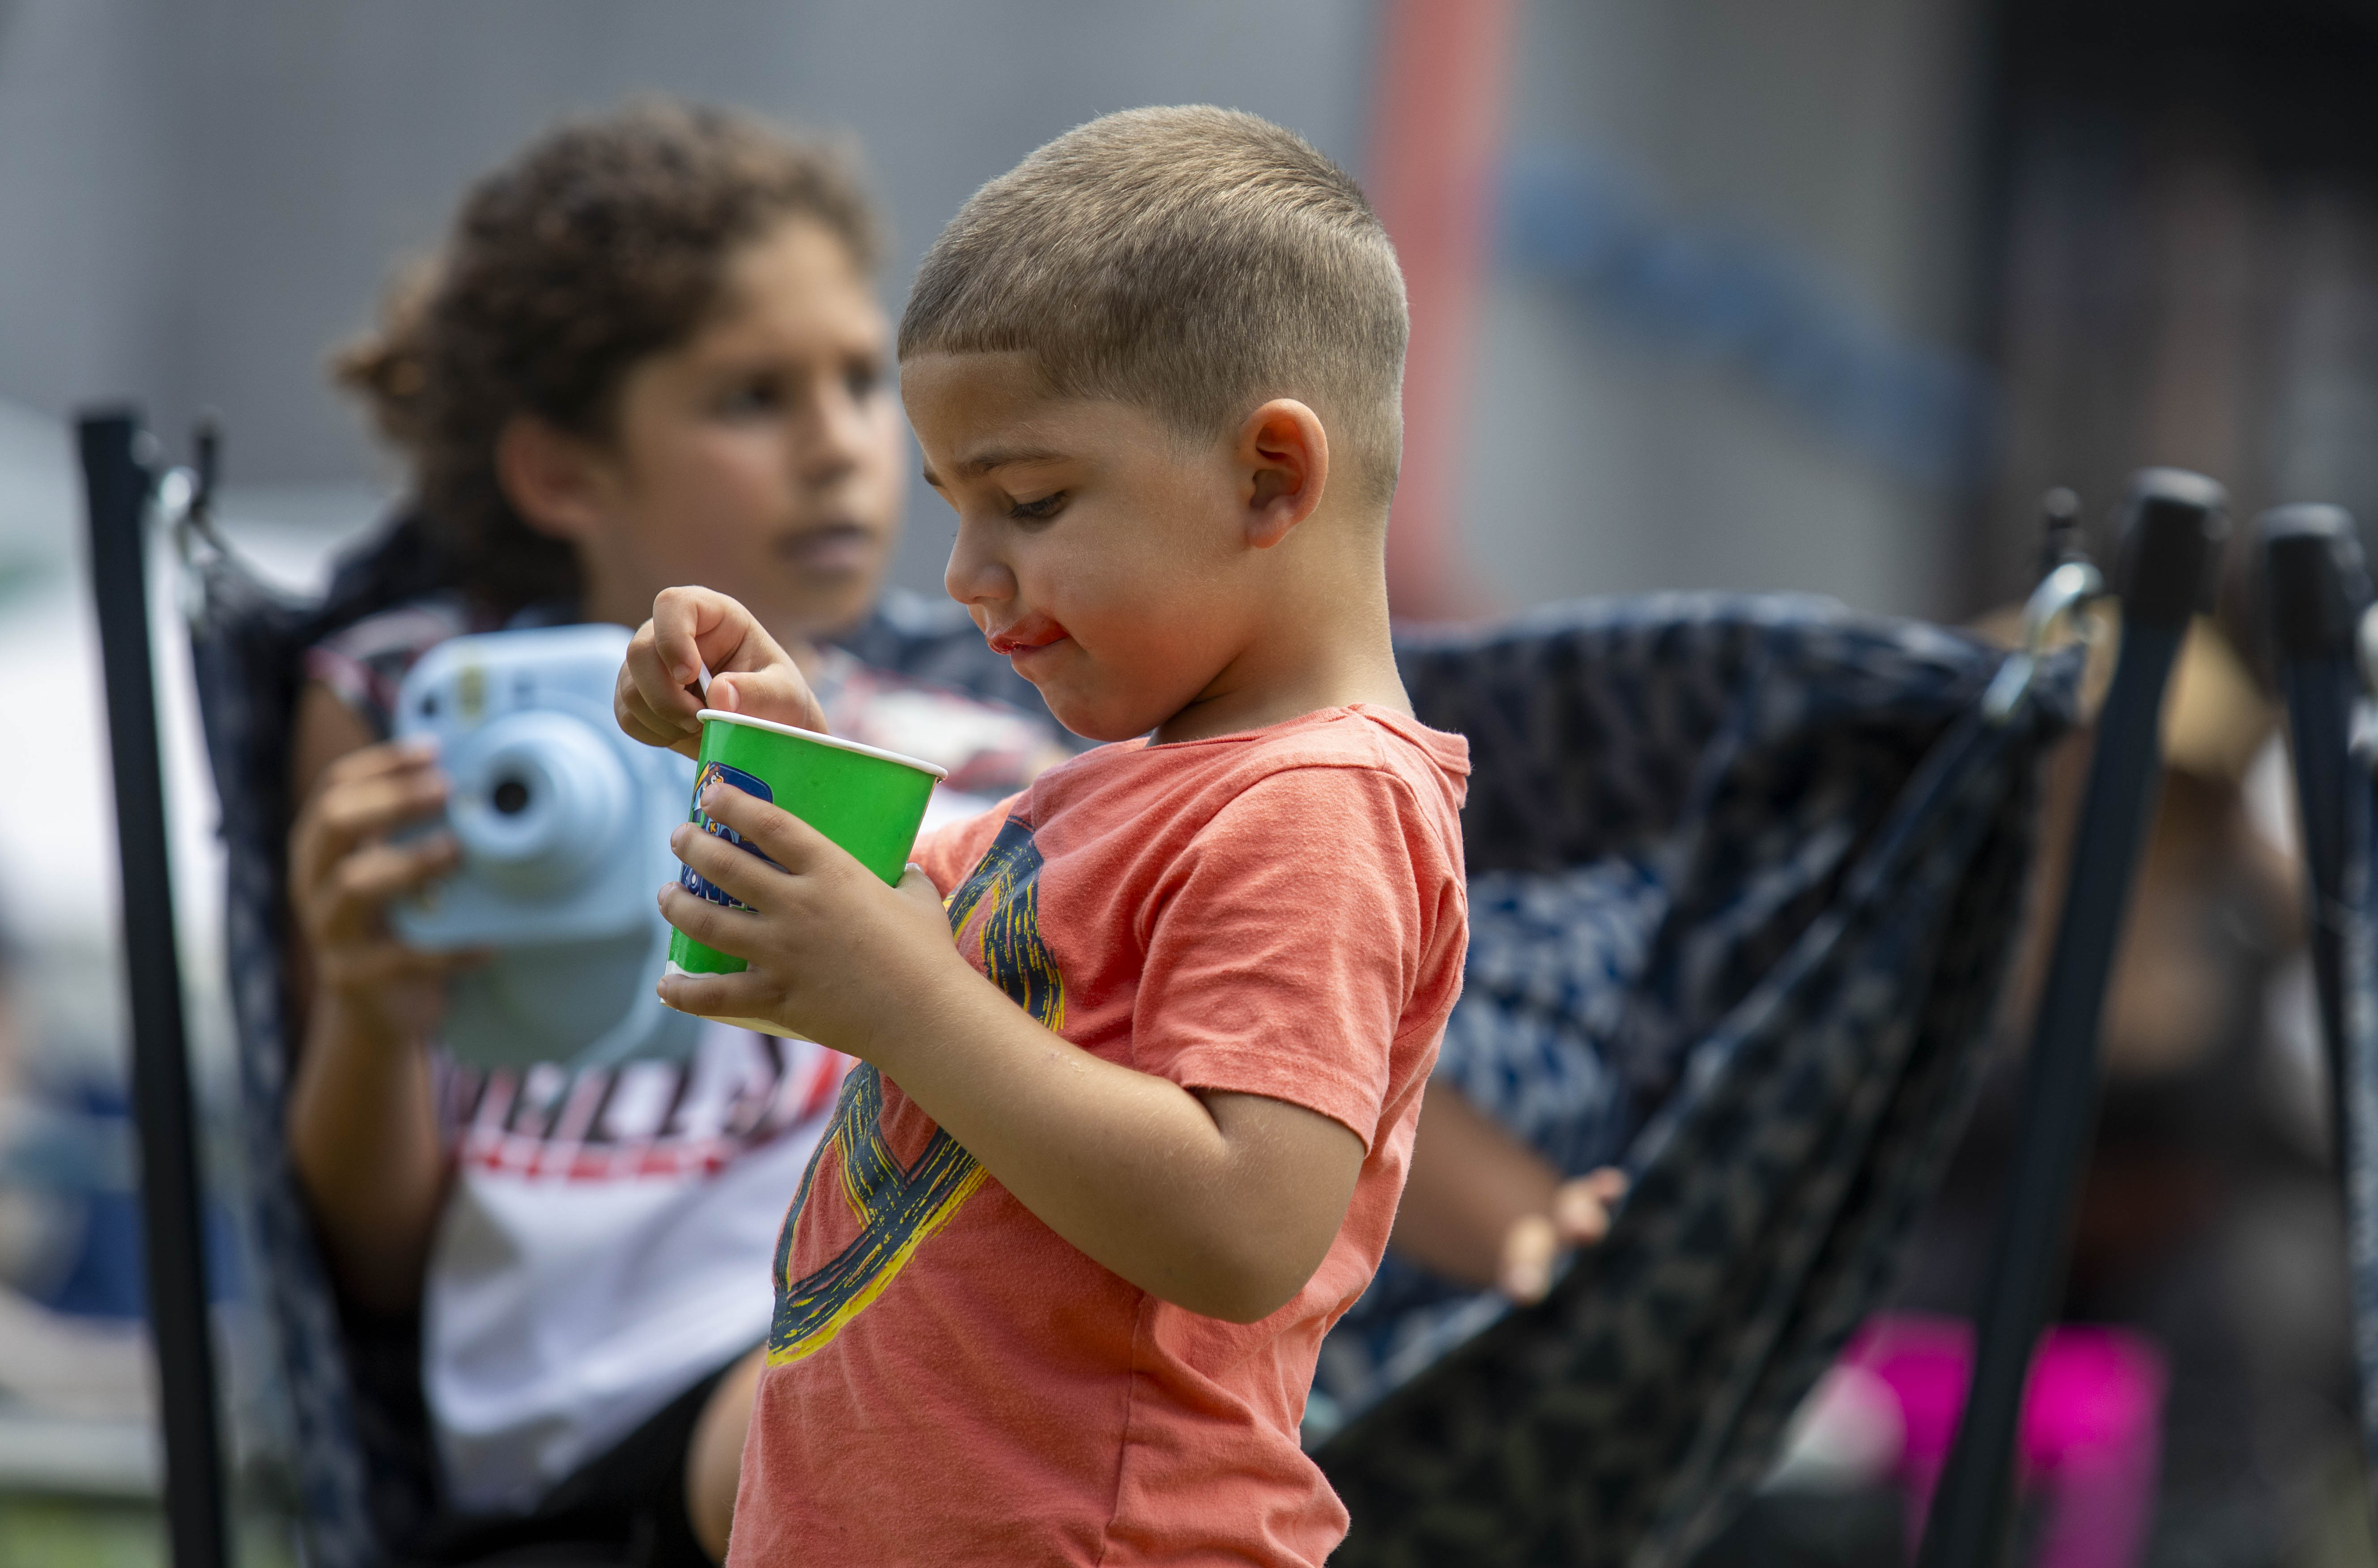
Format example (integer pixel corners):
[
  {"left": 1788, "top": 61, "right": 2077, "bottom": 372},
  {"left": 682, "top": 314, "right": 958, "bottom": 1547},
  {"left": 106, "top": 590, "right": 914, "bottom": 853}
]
[{"left": 680, "top": 761, "right": 777, "bottom": 909}]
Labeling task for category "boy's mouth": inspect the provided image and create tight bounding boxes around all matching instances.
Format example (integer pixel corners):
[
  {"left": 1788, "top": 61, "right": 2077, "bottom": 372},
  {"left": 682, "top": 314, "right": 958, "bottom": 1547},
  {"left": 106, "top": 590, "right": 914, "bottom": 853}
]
[{"left": 986, "top": 615, "right": 1070, "bottom": 659}]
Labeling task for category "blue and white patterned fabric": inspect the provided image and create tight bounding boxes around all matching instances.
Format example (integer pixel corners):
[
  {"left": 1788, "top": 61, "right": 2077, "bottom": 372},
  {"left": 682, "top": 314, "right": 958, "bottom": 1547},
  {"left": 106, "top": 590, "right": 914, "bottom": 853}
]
[
  {"left": 1320, "top": 859, "right": 1661, "bottom": 1407},
  {"left": 1316, "top": 593, "right": 2080, "bottom": 1568},
  {"left": 1447, "top": 859, "right": 1663, "bottom": 1173},
  {"left": 2334, "top": 692, "right": 2378, "bottom": 1489},
  {"left": 183, "top": 526, "right": 429, "bottom": 1568}
]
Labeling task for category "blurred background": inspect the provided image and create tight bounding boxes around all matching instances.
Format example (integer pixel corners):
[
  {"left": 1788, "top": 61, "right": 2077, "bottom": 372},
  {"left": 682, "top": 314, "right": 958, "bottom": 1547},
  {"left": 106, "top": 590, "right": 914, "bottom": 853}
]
[{"left": 2, "top": 0, "right": 2373, "bottom": 1562}]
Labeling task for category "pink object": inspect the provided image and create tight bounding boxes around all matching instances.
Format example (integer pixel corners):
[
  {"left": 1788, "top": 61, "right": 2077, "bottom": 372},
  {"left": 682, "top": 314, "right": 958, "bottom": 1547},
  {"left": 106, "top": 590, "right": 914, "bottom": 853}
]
[
  {"left": 1842, "top": 1314, "right": 2166, "bottom": 1568},
  {"left": 1366, "top": 0, "right": 1519, "bottom": 619}
]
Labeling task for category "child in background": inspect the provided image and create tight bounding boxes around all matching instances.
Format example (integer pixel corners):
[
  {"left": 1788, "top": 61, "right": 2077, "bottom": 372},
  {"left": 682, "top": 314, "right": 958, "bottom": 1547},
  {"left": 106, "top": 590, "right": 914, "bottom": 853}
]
[{"left": 616, "top": 106, "right": 1471, "bottom": 1564}]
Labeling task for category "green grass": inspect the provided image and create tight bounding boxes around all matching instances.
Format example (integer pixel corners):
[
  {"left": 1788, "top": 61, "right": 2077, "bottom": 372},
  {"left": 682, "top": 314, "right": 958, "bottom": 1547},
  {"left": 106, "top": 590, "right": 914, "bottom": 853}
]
[
  {"left": 0, "top": 1494, "right": 161, "bottom": 1568},
  {"left": 0, "top": 1492, "right": 298, "bottom": 1568}
]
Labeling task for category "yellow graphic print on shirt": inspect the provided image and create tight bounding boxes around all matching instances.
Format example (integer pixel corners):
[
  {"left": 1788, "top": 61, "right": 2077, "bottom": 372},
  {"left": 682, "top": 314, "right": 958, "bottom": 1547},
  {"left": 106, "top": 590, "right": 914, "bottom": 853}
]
[{"left": 767, "top": 817, "right": 1064, "bottom": 1364}]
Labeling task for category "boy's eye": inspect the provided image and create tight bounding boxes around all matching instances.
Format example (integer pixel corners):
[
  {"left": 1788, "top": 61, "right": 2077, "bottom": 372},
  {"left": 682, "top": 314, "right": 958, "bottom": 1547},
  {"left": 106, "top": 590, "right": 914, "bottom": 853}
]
[
  {"left": 844, "top": 359, "right": 883, "bottom": 402},
  {"left": 1007, "top": 492, "right": 1066, "bottom": 523}
]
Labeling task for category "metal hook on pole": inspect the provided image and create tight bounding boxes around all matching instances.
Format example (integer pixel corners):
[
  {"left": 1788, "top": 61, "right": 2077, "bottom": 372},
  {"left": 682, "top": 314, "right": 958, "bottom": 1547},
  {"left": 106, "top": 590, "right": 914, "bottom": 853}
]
[{"left": 1982, "top": 557, "right": 2105, "bottom": 725}]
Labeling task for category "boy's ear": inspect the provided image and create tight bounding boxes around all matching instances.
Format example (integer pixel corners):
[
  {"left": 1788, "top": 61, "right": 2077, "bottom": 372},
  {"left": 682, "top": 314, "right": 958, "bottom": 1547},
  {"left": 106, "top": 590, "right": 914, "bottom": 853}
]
[
  {"left": 496, "top": 414, "right": 618, "bottom": 543},
  {"left": 1235, "top": 399, "right": 1329, "bottom": 549}
]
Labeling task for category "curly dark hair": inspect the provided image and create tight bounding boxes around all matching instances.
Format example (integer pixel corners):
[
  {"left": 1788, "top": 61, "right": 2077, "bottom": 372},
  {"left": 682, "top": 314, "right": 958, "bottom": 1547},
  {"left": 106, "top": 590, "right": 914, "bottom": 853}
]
[{"left": 335, "top": 100, "right": 883, "bottom": 614}]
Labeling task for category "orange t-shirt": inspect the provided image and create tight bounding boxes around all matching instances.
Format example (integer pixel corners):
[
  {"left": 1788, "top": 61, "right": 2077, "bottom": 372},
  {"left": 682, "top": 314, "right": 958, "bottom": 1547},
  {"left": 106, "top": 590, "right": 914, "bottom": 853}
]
[{"left": 726, "top": 705, "right": 1470, "bottom": 1567}]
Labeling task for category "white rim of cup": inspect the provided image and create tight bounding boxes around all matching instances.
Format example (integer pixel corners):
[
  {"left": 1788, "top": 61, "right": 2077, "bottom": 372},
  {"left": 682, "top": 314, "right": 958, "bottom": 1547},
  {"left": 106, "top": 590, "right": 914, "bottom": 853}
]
[{"left": 693, "top": 708, "right": 949, "bottom": 780}]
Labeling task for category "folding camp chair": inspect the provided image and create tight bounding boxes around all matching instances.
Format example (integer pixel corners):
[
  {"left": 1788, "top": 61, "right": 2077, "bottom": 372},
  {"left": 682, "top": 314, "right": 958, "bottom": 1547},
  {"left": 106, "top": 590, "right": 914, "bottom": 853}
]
[
  {"left": 1314, "top": 598, "right": 2076, "bottom": 1568},
  {"left": 1321, "top": 471, "right": 2223, "bottom": 1568}
]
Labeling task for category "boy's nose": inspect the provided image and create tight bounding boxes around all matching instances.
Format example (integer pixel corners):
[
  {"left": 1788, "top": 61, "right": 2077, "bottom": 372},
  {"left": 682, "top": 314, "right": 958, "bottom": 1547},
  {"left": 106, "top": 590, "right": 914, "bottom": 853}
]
[{"left": 943, "top": 519, "right": 1017, "bottom": 610}]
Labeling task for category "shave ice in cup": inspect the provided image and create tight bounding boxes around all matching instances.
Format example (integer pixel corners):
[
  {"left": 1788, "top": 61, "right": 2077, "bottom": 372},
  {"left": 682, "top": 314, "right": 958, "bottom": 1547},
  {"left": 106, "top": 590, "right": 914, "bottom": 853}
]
[{"left": 668, "top": 709, "right": 947, "bottom": 1038}]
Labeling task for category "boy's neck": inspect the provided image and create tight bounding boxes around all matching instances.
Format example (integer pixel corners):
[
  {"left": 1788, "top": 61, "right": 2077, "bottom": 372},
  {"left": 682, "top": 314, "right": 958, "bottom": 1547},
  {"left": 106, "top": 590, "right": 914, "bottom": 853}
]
[{"left": 1151, "top": 560, "right": 1408, "bottom": 746}]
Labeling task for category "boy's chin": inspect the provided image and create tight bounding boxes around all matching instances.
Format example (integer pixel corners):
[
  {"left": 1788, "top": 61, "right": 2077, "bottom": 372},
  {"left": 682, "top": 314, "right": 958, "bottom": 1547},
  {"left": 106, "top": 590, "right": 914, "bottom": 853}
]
[{"left": 1039, "top": 687, "right": 1162, "bottom": 745}]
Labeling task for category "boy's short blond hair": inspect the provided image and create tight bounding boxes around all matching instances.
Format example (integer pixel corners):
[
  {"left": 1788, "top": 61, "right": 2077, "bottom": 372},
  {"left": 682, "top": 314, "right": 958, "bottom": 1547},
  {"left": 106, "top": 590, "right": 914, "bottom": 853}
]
[{"left": 900, "top": 106, "right": 1408, "bottom": 509}]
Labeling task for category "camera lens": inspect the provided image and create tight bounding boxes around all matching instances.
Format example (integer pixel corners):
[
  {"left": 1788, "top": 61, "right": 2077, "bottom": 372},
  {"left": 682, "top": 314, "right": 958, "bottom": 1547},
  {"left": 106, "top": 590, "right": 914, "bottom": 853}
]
[{"left": 492, "top": 778, "right": 532, "bottom": 816}]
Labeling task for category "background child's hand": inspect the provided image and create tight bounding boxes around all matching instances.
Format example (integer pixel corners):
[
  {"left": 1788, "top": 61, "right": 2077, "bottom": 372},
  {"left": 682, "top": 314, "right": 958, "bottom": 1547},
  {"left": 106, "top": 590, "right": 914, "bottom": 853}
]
[
  {"left": 288, "top": 737, "right": 483, "bottom": 1044},
  {"left": 1497, "top": 1167, "right": 1628, "bottom": 1305},
  {"left": 615, "top": 585, "right": 828, "bottom": 758}
]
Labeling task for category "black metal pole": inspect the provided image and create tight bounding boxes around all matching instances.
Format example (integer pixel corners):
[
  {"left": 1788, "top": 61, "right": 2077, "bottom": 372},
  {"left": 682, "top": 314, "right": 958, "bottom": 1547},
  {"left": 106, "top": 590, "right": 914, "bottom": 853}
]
[
  {"left": 78, "top": 408, "right": 229, "bottom": 1568},
  {"left": 1918, "top": 469, "right": 2227, "bottom": 1568},
  {"left": 2263, "top": 506, "right": 2371, "bottom": 1151},
  {"left": 2260, "top": 505, "right": 2378, "bottom": 1524}
]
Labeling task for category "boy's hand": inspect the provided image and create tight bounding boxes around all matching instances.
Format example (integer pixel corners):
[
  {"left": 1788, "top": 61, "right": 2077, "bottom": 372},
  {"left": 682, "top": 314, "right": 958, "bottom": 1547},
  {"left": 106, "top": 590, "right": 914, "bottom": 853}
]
[
  {"left": 616, "top": 586, "right": 828, "bottom": 758},
  {"left": 655, "top": 778, "right": 961, "bottom": 1048},
  {"left": 1498, "top": 1167, "right": 1627, "bottom": 1305}
]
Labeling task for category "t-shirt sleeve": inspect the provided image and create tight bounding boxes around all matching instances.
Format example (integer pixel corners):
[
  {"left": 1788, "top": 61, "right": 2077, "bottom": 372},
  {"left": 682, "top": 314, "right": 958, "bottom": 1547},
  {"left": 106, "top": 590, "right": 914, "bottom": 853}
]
[
  {"left": 914, "top": 795, "right": 1024, "bottom": 896},
  {"left": 1131, "top": 765, "right": 1438, "bottom": 1152},
  {"left": 299, "top": 597, "right": 475, "bottom": 742}
]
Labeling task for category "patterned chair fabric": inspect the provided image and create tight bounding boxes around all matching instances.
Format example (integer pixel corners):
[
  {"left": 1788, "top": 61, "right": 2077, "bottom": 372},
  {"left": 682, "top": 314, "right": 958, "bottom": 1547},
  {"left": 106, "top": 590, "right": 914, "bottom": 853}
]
[
  {"left": 2325, "top": 674, "right": 2378, "bottom": 1488},
  {"left": 1319, "top": 595, "right": 2080, "bottom": 1568},
  {"left": 184, "top": 515, "right": 453, "bottom": 1568},
  {"left": 186, "top": 517, "right": 2073, "bottom": 1566}
]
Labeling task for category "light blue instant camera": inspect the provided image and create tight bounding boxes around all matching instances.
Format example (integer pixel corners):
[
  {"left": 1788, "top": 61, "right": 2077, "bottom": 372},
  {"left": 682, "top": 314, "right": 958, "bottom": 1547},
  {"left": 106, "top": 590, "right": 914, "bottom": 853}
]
[{"left": 392, "top": 624, "right": 700, "bottom": 1068}]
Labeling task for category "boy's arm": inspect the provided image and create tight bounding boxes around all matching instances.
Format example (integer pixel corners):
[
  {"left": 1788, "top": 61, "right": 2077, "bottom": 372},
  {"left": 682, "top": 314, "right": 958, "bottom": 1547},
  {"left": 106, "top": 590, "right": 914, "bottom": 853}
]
[{"left": 659, "top": 782, "right": 1366, "bottom": 1325}]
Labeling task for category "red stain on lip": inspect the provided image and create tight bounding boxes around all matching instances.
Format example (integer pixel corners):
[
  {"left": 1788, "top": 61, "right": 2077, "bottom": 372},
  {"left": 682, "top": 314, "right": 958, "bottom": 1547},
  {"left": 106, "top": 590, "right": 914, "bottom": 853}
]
[{"left": 987, "top": 614, "right": 1069, "bottom": 656}]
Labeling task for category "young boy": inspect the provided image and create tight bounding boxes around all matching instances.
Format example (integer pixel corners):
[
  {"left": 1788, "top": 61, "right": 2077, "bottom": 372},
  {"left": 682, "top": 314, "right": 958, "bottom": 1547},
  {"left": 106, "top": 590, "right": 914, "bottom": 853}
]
[{"left": 615, "top": 106, "right": 1468, "bottom": 1564}]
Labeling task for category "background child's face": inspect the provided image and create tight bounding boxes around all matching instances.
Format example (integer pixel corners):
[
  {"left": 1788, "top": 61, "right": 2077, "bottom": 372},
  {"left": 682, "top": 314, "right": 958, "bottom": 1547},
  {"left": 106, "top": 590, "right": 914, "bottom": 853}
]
[
  {"left": 903, "top": 350, "right": 1262, "bottom": 741},
  {"left": 566, "top": 217, "right": 905, "bottom": 640}
]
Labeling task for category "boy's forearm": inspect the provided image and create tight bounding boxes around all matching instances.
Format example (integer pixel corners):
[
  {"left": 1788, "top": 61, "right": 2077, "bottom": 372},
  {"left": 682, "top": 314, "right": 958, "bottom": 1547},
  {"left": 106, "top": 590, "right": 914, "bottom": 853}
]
[{"left": 861, "top": 961, "right": 1361, "bottom": 1323}]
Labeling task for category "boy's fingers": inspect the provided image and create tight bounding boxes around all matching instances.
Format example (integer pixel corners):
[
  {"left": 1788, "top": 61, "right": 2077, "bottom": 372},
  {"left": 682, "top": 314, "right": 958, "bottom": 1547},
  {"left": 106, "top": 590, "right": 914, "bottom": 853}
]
[
  {"left": 895, "top": 865, "right": 948, "bottom": 917},
  {"left": 669, "top": 825, "right": 786, "bottom": 911},
  {"left": 655, "top": 964, "right": 778, "bottom": 1021},
  {"left": 707, "top": 668, "right": 829, "bottom": 735},
  {"left": 658, "top": 884, "right": 764, "bottom": 960},
  {"left": 1498, "top": 1215, "right": 1558, "bottom": 1305},
  {"left": 696, "top": 784, "right": 839, "bottom": 875},
  {"left": 620, "top": 620, "right": 706, "bottom": 747},
  {"left": 617, "top": 693, "right": 704, "bottom": 760},
  {"left": 623, "top": 589, "right": 824, "bottom": 750},
  {"left": 652, "top": 586, "right": 787, "bottom": 697},
  {"left": 650, "top": 587, "right": 732, "bottom": 690}
]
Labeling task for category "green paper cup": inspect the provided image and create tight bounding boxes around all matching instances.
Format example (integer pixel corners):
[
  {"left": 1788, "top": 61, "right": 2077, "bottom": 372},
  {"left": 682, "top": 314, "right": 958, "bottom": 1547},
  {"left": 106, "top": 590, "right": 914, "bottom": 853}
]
[{"left": 665, "top": 709, "right": 946, "bottom": 1037}]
